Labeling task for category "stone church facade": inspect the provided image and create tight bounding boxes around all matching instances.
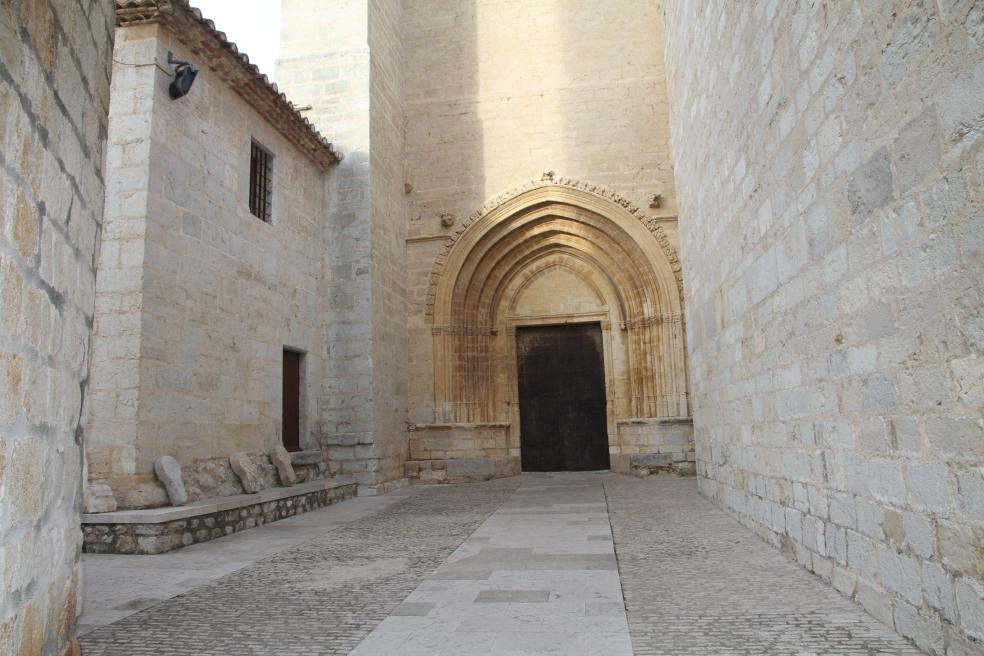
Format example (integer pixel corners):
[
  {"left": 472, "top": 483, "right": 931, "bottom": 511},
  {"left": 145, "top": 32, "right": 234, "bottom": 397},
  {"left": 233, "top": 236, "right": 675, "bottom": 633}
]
[
  {"left": 0, "top": 0, "right": 982, "bottom": 654},
  {"left": 276, "top": 0, "right": 693, "bottom": 486}
]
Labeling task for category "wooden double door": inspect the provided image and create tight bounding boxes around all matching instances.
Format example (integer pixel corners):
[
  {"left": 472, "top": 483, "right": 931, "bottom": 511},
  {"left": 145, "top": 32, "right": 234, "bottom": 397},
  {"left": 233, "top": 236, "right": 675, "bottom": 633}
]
[{"left": 516, "top": 323, "right": 609, "bottom": 471}]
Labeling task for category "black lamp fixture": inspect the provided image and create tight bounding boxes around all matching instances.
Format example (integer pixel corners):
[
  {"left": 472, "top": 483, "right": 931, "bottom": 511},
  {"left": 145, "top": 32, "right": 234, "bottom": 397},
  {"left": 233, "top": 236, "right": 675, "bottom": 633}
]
[{"left": 167, "top": 52, "right": 198, "bottom": 99}]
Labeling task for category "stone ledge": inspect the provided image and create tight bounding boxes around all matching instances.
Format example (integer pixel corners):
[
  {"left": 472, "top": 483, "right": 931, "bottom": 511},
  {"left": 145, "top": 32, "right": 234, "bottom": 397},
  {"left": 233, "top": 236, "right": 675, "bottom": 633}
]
[
  {"left": 406, "top": 456, "right": 520, "bottom": 484},
  {"left": 82, "top": 477, "right": 355, "bottom": 524},
  {"left": 616, "top": 416, "right": 693, "bottom": 426},
  {"left": 83, "top": 477, "right": 358, "bottom": 555},
  {"left": 408, "top": 422, "right": 512, "bottom": 431},
  {"left": 289, "top": 449, "right": 324, "bottom": 465},
  {"left": 611, "top": 452, "right": 695, "bottom": 477},
  {"left": 358, "top": 477, "right": 410, "bottom": 497}
]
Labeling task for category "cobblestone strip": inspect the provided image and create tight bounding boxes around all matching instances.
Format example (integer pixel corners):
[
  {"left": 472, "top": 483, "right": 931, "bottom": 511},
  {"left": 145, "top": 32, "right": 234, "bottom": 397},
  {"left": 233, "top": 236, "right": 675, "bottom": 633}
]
[
  {"left": 79, "top": 480, "right": 519, "bottom": 655},
  {"left": 604, "top": 476, "right": 925, "bottom": 656}
]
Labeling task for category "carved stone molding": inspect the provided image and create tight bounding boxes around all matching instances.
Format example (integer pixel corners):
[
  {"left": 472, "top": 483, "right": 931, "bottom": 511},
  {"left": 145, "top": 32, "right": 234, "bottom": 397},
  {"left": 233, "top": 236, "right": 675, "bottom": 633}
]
[
  {"left": 623, "top": 312, "right": 683, "bottom": 329},
  {"left": 431, "top": 324, "right": 497, "bottom": 336},
  {"left": 424, "top": 175, "right": 684, "bottom": 318}
]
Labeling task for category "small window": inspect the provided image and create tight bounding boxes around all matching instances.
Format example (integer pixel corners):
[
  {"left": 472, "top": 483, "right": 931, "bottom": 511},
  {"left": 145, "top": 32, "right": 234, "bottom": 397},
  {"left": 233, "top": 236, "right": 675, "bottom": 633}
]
[{"left": 249, "top": 140, "right": 273, "bottom": 222}]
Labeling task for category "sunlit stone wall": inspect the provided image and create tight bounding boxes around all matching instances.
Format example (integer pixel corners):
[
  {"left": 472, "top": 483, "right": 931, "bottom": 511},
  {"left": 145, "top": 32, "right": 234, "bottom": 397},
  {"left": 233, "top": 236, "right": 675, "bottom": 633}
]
[
  {"left": 664, "top": 2, "right": 984, "bottom": 652},
  {"left": 0, "top": 1, "right": 114, "bottom": 653}
]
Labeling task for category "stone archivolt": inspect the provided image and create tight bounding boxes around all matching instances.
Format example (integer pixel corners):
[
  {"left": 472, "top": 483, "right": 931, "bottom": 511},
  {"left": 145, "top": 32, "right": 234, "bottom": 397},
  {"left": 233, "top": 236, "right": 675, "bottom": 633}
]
[
  {"left": 426, "top": 176, "right": 684, "bottom": 316},
  {"left": 426, "top": 179, "right": 689, "bottom": 429}
]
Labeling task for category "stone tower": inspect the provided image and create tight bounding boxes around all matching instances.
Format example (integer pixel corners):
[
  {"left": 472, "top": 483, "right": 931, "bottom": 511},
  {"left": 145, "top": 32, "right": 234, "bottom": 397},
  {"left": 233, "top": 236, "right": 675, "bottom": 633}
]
[{"left": 277, "top": 0, "right": 691, "bottom": 485}]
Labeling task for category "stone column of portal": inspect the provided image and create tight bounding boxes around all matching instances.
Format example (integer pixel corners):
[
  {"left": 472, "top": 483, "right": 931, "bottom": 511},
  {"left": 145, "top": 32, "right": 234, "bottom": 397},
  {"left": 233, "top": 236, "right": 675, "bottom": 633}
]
[{"left": 278, "top": 0, "right": 409, "bottom": 488}]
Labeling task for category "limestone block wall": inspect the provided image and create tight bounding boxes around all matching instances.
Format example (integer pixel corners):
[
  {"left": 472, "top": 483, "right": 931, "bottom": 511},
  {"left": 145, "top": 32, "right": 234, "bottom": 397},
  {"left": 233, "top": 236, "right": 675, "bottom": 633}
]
[
  {"left": 87, "top": 24, "right": 330, "bottom": 508},
  {"left": 85, "top": 25, "right": 155, "bottom": 508},
  {"left": 279, "top": 0, "right": 409, "bottom": 486},
  {"left": 615, "top": 418, "right": 693, "bottom": 456},
  {"left": 408, "top": 423, "right": 511, "bottom": 462},
  {"left": 279, "top": 0, "right": 376, "bottom": 481},
  {"left": 402, "top": 0, "right": 684, "bottom": 447},
  {"left": 367, "top": 0, "right": 410, "bottom": 486},
  {"left": 664, "top": 1, "right": 984, "bottom": 652},
  {"left": 0, "top": 0, "right": 114, "bottom": 652}
]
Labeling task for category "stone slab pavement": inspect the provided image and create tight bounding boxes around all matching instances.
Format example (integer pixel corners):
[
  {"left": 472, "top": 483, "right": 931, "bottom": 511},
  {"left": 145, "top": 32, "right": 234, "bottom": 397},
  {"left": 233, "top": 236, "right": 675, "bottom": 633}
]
[
  {"left": 78, "top": 473, "right": 925, "bottom": 655},
  {"left": 350, "top": 473, "right": 632, "bottom": 655}
]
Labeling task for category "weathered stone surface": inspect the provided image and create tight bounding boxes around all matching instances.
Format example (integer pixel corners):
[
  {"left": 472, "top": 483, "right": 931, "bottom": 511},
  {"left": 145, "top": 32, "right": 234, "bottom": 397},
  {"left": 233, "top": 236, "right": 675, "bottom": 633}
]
[
  {"left": 405, "top": 456, "right": 519, "bottom": 484},
  {"left": 275, "top": 0, "right": 409, "bottom": 489},
  {"left": 84, "top": 485, "right": 118, "bottom": 514},
  {"left": 0, "top": 2, "right": 113, "bottom": 653},
  {"left": 82, "top": 481, "right": 357, "bottom": 555},
  {"left": 230, "top": 453, "right": 262, "bottom": 494},
  {"left": 270, "top": 446, "right": 297, "bottom": 487},
  {"left": 84, "top": 14, "right": 333, "bottom": 506},
  {"left": 289, "top": 450, "right": 324, "bottom": 465},
  {"left": 154, "top": 457, "right": 188, "bottom": 507},
  {"left": 664, "top": 0, "right": 984, "bottom": 649},
  {"left": 278, "top": 0, "right": 688, "bottom": 490},
  {"left": 610, "top": 452, "right": 695, "bottom": 477}
]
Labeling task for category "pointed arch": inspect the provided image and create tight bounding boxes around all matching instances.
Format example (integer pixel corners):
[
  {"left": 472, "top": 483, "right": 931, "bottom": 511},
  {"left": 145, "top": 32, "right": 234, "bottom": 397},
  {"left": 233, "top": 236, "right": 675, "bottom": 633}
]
[
  {"left": 428, "top": 177, "right": 688, "bottom": 425},
  {"left": 426, "top": 176, "right": 684, "bottom": 321}
]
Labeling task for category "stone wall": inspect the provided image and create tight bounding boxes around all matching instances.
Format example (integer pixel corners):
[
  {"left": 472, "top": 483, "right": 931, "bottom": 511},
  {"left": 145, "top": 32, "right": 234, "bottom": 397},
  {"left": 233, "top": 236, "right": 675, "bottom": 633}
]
[
  {"left": 402, "top": 0, "right": 682, "bottom": 432},
  {"left": 664, "top": 1, "right": 984, "bottom": 652},
  {"left": 406, "top": 422, "right": 518, "bottom": 483},
  {"left": 0, "top": 0, "right": 114, "bottom": 653},
  {"left": 279, "top": 1, "right": 688, "bottom": 477},
  {"left": 615, "top": 418, "right": 693, "bottom": 452},
  {"left": 279, "top": 0, "right": 409, "bottom": 487},
  {"left": 87, "top": 22, "right": 331, "bottom": 508},
  {"left": 368, "top": 0, "right": 410, "bottom": 487}
]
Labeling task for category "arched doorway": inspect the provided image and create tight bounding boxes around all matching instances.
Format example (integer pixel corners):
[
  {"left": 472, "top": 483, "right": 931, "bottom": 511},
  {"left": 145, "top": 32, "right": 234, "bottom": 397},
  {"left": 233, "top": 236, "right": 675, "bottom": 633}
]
[{"left": 409, "top": 176, "right": 691, "bottom": 480}]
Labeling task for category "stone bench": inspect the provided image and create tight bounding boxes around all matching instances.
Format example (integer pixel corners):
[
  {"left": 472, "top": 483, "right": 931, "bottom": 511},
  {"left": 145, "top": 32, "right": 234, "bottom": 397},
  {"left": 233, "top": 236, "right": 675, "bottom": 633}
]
[{"left": 82, "top": 477, "right": 357, "bottom": 555}]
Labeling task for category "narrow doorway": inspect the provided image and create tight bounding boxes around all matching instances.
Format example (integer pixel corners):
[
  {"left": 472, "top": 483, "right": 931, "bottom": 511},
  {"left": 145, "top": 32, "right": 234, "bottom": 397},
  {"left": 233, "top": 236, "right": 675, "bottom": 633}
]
[
  {"left": 516, "top": 323, "right": 609, "bottom": 471},
  {"left": 282, "top": 349, "right": 302, "bottom": 452}
]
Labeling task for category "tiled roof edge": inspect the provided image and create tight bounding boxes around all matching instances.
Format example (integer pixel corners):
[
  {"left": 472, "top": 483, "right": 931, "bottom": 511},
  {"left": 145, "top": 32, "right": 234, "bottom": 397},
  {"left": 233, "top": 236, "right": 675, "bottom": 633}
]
[{"left": 116, "top": 0, "right": 341, "bottom": 171}]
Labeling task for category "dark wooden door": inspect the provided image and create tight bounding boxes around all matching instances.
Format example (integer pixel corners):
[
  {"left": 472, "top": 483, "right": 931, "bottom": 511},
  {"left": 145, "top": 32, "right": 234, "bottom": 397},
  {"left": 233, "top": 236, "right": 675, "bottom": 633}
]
[
  {"left": 516, "top": 323, "right": 609, "bottom": 471},
  {"left": 282, "top": 350, "right": 301, "bottom": 452}
]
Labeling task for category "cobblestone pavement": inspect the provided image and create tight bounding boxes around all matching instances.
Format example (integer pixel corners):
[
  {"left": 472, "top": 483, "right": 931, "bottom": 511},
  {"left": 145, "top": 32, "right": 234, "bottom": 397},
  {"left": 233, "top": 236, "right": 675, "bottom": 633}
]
[
  {"left": 80, "top": 474, "right": 924, "bottom": 655},
  {"left": 79, "top": 480, "right": 519, "bottom": 655},
  {"left": 605, "top": 476, "right": 924, "bottom": 656},
  {"left": 79, "top": 490, "right": 413, "bottom": 634}
]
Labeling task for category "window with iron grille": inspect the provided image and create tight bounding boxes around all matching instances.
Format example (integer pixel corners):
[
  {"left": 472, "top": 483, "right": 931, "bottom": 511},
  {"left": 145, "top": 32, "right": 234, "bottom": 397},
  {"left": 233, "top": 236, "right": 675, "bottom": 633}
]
[{"left": 249, "top": 140, "right": 273, "bottom": 222}]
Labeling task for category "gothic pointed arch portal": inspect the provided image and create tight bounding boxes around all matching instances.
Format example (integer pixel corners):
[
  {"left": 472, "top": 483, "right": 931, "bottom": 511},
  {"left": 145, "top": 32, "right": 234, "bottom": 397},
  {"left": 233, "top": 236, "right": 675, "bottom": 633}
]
[{"left": 420, "top": 176, "right": 692, "bottom": 475}]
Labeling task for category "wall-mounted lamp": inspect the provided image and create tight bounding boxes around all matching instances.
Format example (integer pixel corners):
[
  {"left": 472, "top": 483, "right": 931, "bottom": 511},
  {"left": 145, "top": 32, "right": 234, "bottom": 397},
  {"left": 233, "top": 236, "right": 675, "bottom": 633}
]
[{"left": 167, "top": 52, "right": 198, "bottom": 99}]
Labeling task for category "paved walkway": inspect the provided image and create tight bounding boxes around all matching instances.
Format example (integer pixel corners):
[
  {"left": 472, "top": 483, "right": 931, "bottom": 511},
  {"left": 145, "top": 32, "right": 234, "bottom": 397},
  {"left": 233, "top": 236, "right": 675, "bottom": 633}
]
[{"left": 79, "top": 474, "right": 923, "bottom": 655}]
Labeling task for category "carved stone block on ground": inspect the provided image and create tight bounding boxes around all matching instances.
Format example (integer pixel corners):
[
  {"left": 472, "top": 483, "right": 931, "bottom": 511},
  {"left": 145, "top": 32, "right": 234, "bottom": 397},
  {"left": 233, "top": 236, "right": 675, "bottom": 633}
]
[
  {"left": 270, "top": 446, "right": 297, "bottom": 486},
  {"left": 84, "top": 484, "right": 118, "bottom": 513},
  {"left": 154, "top": 456, "right": 188, "bottom": 506},
  {"left": 230, "top": 452, "right": 262, "bottom": 493}
]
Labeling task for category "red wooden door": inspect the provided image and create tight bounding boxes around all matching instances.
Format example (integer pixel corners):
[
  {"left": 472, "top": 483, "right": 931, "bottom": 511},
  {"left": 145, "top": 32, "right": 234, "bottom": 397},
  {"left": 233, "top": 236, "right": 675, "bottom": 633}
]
[{"left": 282, "top": 350, "right": 301, "bottom": 452}]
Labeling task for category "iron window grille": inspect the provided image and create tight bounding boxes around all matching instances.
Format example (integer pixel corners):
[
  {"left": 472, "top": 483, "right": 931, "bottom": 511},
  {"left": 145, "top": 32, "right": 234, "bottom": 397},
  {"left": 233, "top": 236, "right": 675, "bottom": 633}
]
[{"left": 249, "top": 140, "right": 273, "bottom": 222}]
